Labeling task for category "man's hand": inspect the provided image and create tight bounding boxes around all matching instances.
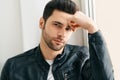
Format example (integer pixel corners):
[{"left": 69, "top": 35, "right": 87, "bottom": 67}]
[{"left": 68, "top": 11, "right": 99, "bottom": 33}]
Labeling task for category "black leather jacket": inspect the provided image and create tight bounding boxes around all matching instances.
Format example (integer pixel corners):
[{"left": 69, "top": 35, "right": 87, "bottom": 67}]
[{"left": 0, "top": 31, "right": 114, "bottom": 80}]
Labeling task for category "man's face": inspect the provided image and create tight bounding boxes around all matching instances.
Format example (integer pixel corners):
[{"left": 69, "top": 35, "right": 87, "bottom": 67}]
[{"left": 40, "top": 10, "right": 73, "bottom": 51}]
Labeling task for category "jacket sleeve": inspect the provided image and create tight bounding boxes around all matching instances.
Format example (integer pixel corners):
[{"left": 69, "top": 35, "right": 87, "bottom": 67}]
[
  {"left": 82, "top": 30, "right": 114, "bottom": 80},
  {"left": 0, "top": 59, "right": 12, "bottom": 80}
]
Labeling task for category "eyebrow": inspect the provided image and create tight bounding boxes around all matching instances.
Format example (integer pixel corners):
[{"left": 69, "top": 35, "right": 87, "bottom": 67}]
[
  {"left": 52, "top": 21, "right": 63, "bottom": 26},
  {"left": 52, "top": 21, "right": 71, "bottom": 28}
]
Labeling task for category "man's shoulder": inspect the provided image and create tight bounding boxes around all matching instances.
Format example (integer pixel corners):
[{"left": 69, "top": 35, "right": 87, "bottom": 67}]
[
  {"left": 65, "top": 44, "right": 89, "bottom": 58},
  {"left": 6, "top": 46, "right": 39, "bottom": 67},
  {"left": 11, "top": 46, "right": 37, "bottom": 60},
  {"left": 65, "top": 44, "right": 89, "bottom": 62},
  {"left": 65, "top": 44, "right": 89, "bottom": 52}
]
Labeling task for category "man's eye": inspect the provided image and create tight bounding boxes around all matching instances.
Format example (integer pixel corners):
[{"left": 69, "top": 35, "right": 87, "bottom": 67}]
[
  {"left": 54, "top": 23, "right": 61, "bottom": 27},
  {"left": 54, "top": 23, "right": 58, "bottom": 26},
  {"left": 65, "top": 27, "right": 72, "bottom": 31}
]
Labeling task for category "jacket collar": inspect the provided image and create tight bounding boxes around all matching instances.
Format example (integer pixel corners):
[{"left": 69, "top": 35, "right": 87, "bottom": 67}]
[
  {"left": 34, "top": 45, "right": 50, "bottom": 72},
  {"left": 34, "top": 44, "right": 71, "bottom": 71}
]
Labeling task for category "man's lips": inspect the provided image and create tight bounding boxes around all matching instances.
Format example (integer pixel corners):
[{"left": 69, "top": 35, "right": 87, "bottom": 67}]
[{"left": 53, "top": 39, "right": 64, "bottom": 44}]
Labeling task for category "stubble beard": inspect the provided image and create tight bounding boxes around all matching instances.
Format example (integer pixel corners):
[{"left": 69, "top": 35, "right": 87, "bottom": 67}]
[{"left": 42, "top": 30, "right": 66, "bottom": 51}]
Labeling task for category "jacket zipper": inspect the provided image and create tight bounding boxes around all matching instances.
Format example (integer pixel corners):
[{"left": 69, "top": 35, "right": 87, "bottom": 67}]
[{"left": 64, "top": 73, "right": 67, "bottom": 80}]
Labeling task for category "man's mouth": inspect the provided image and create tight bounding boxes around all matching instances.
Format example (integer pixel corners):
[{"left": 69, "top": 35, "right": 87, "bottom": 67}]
[{"left": 53, "top": 39, "right": 64, "bottom": 45}]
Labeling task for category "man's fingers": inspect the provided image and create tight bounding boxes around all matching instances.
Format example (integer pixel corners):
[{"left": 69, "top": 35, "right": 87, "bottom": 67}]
[
  {"left": 69, "top": 20, "right": 80, "bottom": 28},
  {"left": 69, "top": 23, "right": 80, "bottom": 31}
]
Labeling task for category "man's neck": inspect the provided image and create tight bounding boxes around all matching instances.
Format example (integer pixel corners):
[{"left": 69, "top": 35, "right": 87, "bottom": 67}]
[{"left": 40, "top": 42, "right": 63, "bottom": 60}]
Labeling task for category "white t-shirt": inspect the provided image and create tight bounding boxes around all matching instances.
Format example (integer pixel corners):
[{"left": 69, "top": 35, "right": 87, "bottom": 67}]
[{"left": 46, "top": 60, "right": 55, "bottom": 80}]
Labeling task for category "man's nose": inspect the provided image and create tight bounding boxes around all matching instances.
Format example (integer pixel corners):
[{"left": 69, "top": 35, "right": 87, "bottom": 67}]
[{"left": 57, "top": 28, "right": 66, "bottom": 38}]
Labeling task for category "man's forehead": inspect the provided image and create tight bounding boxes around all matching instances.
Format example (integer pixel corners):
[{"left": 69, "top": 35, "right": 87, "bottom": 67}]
[{"left": 51, "top": 10, "right": 72, "bottom": 19}]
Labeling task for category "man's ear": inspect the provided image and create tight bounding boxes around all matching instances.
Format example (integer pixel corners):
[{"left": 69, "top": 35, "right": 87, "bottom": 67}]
[{"left": 39, "top": 17, "right": 45, "bottom": 29}]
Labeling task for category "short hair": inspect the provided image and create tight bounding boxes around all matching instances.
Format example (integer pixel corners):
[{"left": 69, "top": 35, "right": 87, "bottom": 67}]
[{"left": 43, "top": 0, "right": 79, "bottom": 21}]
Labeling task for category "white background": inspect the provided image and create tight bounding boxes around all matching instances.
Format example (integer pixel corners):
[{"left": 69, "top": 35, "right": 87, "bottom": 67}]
[{"left": 0, "top": 0, "right": 23, "bottom": 72}]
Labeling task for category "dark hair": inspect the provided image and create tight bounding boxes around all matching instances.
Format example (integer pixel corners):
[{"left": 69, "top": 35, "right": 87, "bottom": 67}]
[{"left": 43, "top": 0, "right": 79, "bottom": 21}]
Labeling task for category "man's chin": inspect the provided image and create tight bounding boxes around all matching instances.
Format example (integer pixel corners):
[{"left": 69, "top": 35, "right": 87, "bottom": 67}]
[{"left": 51, "top": 44, "right": 65, "bottom": 51}]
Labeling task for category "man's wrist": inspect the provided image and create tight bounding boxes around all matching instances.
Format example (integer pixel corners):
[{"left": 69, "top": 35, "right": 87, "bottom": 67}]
[{"left": 87, "top": 23, "right": 99, "bottom": 34}]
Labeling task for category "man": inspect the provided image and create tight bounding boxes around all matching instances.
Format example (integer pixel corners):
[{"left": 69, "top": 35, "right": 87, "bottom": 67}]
[{"left": 0, "top": 0, "right": 114, "bottom": 80}]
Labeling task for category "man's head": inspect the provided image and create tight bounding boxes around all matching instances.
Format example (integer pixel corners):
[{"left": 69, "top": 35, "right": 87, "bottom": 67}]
[
  {"left": 40, "top": 0, "right": 79, "bottom": 51},
  {"left": 43, "top": 0, "right": 79, "bottom": 22}
]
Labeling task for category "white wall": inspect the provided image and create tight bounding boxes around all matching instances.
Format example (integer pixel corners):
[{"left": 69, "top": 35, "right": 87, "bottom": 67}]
[
  {"left": 0, "top": 0, "right": 23, "bottom": 71},
  {"left": 94, "top": 0, "right": 120, "bottom": 79},
  {"left": 20, "top": 0, "right": 48, "bottom": 51}
]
